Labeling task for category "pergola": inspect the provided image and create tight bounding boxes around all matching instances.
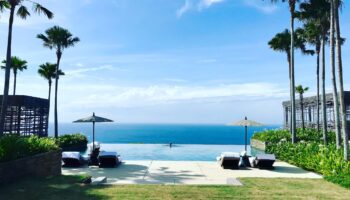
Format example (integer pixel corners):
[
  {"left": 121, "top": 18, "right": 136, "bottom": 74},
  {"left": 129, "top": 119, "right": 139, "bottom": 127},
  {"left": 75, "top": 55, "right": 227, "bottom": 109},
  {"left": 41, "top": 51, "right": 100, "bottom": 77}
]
[
  {"left": 282, "top": 91, "right": 350, "bottom": 131},
  {"left": 0, "top": 95, "right": 49, "bottom": 137}
]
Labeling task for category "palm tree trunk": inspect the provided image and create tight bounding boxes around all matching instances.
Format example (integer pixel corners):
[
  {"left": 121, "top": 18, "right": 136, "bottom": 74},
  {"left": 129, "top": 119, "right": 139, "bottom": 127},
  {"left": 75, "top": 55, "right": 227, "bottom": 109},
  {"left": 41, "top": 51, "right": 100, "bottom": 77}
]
[
  {"left": 316, "top": 48, "right": 320, "bottom": 132},
  {"left": 47, "top": 80, "right": 52, "bottom": 135},
  {"left": 13, "top": 72, "right": 17, "bottom": 95},
  {"left": 289, "top": 3, "right": 297, "bottom": 143},
  {"left": 300, "top": 93, "right": 305, "bottom": 130},
  {"left": 54, "top": 51, "right": 62, "bottom": 138},
  {"left": 0, "top": 5, "right": 15, "bottom": 136},
  {"left": 321, "top": 36, "right": 328, "bottom": 145},
  {"left": 330, "top": 1, "right": 341, "bottom": 149},
  {"left": 287, "top": 53, "right": 292, "bottom": 131},
  {"left": 334, "top": 0, "right": 348, "bottom": 161}
]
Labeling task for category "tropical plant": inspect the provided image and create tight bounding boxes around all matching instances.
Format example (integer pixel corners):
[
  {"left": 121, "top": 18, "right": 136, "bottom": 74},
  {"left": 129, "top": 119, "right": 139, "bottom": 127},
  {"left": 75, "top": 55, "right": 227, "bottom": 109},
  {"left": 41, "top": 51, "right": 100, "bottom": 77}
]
[
  {"left": 268, "top": 28, "right": 313, "bottom": 140},
  {"left": 38, "top": 63, "right": 64, "bottom": 102},
  {"left": 298, "top": 0, "right": 331, "bottom": 145},
  {"left": 1, "top": 56, "right": 27, "bottom": 95},
  {"left": 332, "top": 0, "right": 348, "bottom": 161},
  {"left": 295, "top": 85, "right": 309, "bottom": 130},
  {"left": 297, "top": 21, "right": 322, "bottom": 132},
  {"left": 268, "top": 0, "right": 298, "bottom": 144},
  {"left": 37, "top": 26, "right": 80, "bottom": 138},
  {"left": 0, "top": 0, "right": 53, "bottom": 136}
]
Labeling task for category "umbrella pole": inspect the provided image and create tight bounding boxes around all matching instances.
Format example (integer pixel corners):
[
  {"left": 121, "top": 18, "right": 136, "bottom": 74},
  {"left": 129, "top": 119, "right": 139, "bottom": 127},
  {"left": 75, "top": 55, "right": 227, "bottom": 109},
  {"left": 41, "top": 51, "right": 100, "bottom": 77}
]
[
  {"left": 93, "top": 121, "right": 95, "bottom": 150},
  {"left": 245, "top": 125, "right": 247, "bottom": 152},
  {"left": 245, "top": 116, "right": 248, "bottom": 152}
]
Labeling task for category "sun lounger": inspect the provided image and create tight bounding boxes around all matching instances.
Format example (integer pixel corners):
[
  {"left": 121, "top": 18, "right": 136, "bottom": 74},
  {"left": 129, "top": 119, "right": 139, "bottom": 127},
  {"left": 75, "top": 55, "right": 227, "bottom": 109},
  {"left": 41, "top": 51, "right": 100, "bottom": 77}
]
[
  {"left": 218, "top": 152, "right": 240, "bottom": 169},
  {"left": 98, "top": 152, "right": 121, "bottom": 168},
  {"left": 62, "top": 151, "right": 84, "bottom": 167},
  {"left": 249, "top": 154, "right": 275, "bottom": 169}
]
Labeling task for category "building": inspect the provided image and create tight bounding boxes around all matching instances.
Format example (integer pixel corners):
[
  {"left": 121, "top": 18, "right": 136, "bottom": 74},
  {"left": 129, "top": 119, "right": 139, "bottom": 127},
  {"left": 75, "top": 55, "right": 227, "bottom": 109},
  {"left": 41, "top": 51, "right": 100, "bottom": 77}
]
[
  {"left": 282, "top": 92, "right": 350, "bottom": 130},
  {"left": 0, "top": 95, "right": 49, "bottom": 137}
]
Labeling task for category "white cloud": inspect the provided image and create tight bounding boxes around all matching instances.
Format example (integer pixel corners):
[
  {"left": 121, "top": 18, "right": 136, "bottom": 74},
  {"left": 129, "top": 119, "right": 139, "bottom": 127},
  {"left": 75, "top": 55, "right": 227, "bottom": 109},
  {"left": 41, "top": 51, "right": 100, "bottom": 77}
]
[
  {"left": 65, "top": 65, "right": 115, "bottom": 77},
  {"left": 177, "top": 0, "right": 192, "bottom": 18},
  {"left": 176, "top": 0, "right": 225, "bottom": 18},
  {"left": 243, "top": 0, "right": 277, "bottom": 14},
  {"left": 59, "top": 82, "right": 288, "bottom": 109}
]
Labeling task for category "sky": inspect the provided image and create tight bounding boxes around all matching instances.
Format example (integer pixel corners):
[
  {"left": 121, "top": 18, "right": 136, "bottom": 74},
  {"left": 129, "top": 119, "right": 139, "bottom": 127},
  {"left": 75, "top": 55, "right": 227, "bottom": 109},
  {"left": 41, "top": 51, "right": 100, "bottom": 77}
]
[{"left": 0, "top": 0, "right": 349, "bottom": 125}]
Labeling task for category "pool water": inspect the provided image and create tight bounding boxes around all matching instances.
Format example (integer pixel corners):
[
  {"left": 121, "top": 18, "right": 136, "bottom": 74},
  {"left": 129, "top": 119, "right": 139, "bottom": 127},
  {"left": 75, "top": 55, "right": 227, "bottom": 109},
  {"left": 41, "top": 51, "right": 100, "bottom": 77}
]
[{"left": 85, "top": 143, "right": 262, "bottom": 161}]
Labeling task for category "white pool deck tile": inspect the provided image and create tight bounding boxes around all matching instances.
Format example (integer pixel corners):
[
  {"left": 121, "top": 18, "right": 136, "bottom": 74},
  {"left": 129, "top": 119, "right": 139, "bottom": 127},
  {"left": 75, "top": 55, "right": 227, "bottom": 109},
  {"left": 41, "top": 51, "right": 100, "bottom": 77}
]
[{"left": 62, "top": 160, "right": 322, "bottom": 185}]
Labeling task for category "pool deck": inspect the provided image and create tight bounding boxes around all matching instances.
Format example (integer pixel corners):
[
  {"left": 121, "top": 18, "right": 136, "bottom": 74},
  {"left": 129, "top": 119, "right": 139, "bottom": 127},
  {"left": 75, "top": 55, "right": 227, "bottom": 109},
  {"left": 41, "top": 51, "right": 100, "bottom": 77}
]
[{"left": 63, "top": 160, "right": 322, "bottom": 185}]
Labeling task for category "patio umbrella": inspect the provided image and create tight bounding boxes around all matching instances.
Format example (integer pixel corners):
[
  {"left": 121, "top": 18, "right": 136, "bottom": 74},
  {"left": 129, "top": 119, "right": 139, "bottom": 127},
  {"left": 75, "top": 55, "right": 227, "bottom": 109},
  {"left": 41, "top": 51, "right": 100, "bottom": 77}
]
[
  {"left": 228, "top": 117, "right": 264, "bottom": 151},
  {"left": 73, "top": 112, "right": 113, "bottom": 150}
]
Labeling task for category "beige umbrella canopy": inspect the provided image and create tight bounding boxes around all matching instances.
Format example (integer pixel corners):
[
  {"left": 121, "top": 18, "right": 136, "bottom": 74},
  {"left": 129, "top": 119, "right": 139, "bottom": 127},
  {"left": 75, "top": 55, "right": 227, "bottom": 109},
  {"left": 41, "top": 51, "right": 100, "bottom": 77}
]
[
  {"left": 229, "top": 119, "right": 264, "bottom": 127},
  {"left": 228, "top": 117, "right": 264, "bottom": 151},
  {"left": 73, "top": 112, "right": 113, "bottom": 150}
]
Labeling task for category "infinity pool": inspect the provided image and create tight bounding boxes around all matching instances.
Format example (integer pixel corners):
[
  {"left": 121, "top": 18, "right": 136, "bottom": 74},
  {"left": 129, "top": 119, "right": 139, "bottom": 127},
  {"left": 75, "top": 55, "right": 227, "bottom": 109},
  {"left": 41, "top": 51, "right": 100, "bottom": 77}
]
[{"left": 85, "top": 144, "right": 262, "bottom": 161}]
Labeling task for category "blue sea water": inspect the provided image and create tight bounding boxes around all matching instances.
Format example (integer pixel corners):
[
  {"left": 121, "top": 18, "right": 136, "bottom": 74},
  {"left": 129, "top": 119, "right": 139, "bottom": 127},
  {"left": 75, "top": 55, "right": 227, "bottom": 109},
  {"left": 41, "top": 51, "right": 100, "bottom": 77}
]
[
  {"left": 52, "top": 123, "right": 280, "bottom": 160},
  {"left": 51, "top": 123, "right": 280, "bottom": 145}
]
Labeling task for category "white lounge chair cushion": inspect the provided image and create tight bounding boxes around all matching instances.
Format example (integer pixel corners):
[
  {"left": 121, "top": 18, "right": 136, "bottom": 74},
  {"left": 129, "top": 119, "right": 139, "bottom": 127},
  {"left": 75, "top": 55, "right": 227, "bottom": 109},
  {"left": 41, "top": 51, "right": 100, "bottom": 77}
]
[
  {"left": 221, "top": 152, "right": 240, "bottom": 158},
  {"left": 256, "top": 154, "right": 275, "bottom": 160},
  {"left": 99, "top": 152, "right": 118, "bottom": 157},
  {"left": 62, "top": 151, "right": 81, "bottom": 159}
]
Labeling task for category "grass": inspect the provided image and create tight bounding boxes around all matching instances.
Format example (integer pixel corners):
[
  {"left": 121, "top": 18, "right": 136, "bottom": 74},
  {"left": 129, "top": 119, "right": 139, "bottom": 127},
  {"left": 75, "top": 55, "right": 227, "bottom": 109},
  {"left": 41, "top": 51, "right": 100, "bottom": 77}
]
[{"left": 1, "top": 175, "right": 350, "bottom": 200}]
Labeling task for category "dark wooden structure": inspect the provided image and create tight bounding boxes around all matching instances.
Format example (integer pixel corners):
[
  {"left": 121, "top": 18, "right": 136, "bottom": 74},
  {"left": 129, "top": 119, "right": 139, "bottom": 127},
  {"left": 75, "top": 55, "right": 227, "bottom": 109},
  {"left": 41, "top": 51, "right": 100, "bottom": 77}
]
[
  {"left": 0, "top": 95, "right": 49, "bottom": 137},
  {"left": 282, "top": 92, "right": 350, "bottom": 130}
]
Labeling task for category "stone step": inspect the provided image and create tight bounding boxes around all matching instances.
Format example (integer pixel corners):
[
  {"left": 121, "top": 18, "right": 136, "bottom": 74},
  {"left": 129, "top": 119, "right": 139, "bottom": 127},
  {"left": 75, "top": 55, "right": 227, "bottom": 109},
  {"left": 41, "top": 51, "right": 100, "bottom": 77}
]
[{"left": 91, "top": 176, "right": 107, "bottom": 185}]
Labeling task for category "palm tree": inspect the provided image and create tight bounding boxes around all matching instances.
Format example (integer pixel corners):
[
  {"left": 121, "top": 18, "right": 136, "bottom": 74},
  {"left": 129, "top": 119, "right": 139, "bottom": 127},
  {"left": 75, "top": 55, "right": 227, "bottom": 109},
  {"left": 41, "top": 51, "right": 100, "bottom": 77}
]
[
  {"left": 268, "top": 0, "right": 298, "bottom": 143},
  {"left": 297, "top": 22, "right": 322, "bottom": 132},
  {"left": 298, "top": 0, "right": 331, "bottom": 145},
  {"left": 268, "top": 28, "right": 313, "bottom": 139},
  {"left": 38, "top": 62, "right": 64, "bottom": 128},
  {"left": 37, "top": 26, "right": 80, "bottom": 138},
  {"left": 1, "top": 56, "right": 27, "bottom": 95},
  {"left": 38, "top": 63, "right": 64, "bottom": 102},
  {"left": 332, "top": 0, "right": 348, "bottom": 160},
  {"left": 0, "top": 0, "right": 53, "bottom": 136},
  {"left": 295, "top": 85, "right": 309, "bottom": 130}
]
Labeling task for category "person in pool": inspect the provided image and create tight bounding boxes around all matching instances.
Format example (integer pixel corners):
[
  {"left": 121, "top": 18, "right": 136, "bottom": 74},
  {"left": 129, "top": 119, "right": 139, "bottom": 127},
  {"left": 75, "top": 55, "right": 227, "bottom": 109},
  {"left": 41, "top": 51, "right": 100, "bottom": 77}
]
[{"left": 169, "top": 143, "right": 173, "bottom": 148}]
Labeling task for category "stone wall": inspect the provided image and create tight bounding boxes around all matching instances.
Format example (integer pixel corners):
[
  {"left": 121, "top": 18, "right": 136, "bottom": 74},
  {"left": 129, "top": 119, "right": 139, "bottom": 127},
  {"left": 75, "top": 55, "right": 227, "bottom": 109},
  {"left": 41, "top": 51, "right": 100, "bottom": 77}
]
[{"left": 0, "top": 150, "right": 62, "bottom": 184}]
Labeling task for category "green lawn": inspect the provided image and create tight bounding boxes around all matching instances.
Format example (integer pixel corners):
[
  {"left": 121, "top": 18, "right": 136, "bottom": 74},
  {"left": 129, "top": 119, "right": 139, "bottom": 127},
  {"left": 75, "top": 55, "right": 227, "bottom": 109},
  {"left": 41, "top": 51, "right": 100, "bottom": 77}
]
[{"left": 1, "top": 175, "right": 349, "bottom": 200}]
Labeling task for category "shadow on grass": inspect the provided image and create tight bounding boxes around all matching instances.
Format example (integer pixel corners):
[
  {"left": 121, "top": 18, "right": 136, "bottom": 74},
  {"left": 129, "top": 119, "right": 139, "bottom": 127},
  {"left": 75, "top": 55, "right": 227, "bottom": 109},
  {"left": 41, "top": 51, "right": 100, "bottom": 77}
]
[{"left": 0, "top": 175, "right": 114, "bottom": 200}]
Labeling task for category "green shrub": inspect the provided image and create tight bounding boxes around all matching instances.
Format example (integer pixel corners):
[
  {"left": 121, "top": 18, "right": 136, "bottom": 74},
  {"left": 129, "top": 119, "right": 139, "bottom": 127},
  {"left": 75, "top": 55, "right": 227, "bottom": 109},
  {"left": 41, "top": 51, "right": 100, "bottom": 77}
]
[
  {"left": 0, "top": 135, "right": 59, "bottom": 163},
  {"left": 55, "top": 133, "right": 88, "bottom": 149},
  {"left": 253, "top": 128, "right": 350, "bottom": 189},
  {"left": 325, "top": 175, "right": 350, "bottom": 188}
]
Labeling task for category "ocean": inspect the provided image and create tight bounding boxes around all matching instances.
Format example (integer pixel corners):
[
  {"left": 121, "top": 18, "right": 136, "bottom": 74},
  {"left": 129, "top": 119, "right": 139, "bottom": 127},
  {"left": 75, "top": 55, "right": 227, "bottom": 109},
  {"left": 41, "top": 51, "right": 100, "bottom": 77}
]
[{"left": 50, "top": 123, "right": 280, "bottom": 145}]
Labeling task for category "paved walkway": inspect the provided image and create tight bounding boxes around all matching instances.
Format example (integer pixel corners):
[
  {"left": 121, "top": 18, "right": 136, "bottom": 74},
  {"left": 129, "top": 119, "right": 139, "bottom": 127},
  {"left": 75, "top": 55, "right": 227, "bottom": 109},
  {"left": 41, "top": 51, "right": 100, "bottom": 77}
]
[{"left": 62, "top": 160, "right": 322, "bottom": 185}]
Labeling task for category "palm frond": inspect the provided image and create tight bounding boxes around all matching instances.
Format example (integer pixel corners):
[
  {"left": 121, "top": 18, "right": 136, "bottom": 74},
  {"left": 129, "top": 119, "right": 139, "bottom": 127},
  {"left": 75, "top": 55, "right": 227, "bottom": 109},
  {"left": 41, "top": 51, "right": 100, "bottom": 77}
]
[
  {"left": 33, "top": 3, "right": 53, "bottom": 19},
  {"left": 0, "top": 0, "right": 10, "bottom": 11},
  {"left": 17, "top": 5, "right": 30, "bottom": 19}
]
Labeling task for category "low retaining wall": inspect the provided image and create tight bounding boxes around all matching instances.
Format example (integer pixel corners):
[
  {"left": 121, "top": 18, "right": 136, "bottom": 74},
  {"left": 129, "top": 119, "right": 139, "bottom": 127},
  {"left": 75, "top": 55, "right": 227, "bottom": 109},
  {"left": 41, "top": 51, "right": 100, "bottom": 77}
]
[
  {"left": 0, "top": 150, "right": 62, "bottom": 184},
  {"left": 250, "top": 139, "right": 268, "bottom": 152}
]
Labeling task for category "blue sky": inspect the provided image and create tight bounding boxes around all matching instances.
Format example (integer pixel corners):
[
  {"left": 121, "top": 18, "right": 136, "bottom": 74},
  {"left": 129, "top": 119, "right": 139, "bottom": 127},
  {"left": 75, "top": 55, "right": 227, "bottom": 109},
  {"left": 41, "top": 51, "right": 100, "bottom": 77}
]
[{"left": 0, "top": 0, "right": 349, "bottom": 124}]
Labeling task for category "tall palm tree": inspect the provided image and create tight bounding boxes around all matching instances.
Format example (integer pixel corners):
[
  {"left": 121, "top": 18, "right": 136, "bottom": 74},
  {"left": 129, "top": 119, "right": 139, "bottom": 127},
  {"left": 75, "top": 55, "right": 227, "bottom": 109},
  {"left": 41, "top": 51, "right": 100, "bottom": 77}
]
[
  {"left": 38, "top": 63, "right": 64, "bottom": 102},
  {"left": 296, "top": 85, "right": 309, "bottom": 130},
  {"left": 333, "top": 0, "right": 348, "bottom": 160},
  {"left": 268, "top": 0, "right": 298, "bottom": 143},
  {"left": 298, "top": 0, "right": 331, "bottom": 145},
  {"left": 38, "top": 62, "right": 64, "bottom": 128},
  {"left": 1, "top": 56, "right": 27, "bottom": 95},
  {"left": 37, "top": 26, "right": 80, "bottom": 138},
  {"left": 0, "top": 0, "right": 53, "bottom": 136},
  {"left": 296, "top": 21, "right": 322, "bottom": 132},
  {"left": 268, "top": 28, "right": 313, "bottom": 138}
]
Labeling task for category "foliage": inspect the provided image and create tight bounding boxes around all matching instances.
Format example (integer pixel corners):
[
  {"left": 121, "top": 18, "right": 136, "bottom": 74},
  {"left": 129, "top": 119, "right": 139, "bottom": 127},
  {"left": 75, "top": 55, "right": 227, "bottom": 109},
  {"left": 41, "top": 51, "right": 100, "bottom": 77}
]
[
  {"left": 55, "top": 134, "right": 88, "bottom": 148},
  {"left": 0, "top": 135, "right": 59, "bottom": 163},
  {"left": 253, "top": 128, "right": 350, "bottom": 188},
  {"left": 252, "top": 128, "right": 336, "bottom": 143}
]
